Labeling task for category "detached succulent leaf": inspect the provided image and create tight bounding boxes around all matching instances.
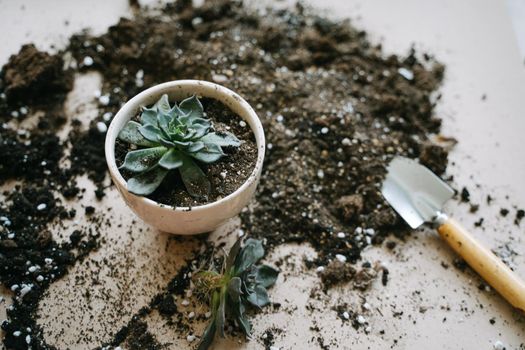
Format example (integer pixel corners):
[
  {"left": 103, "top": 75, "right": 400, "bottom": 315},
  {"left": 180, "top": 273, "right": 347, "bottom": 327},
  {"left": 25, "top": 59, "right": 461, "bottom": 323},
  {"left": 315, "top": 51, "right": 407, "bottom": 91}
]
[
  {"left": 227, "top": 277, "right": 242, "bottom": 300},
  {"left": 120, "top": 147, "right": 167, "bottom": 172},
  {"left": 225, "top": 239, "right": 242, "bottom": 271},
  {"left": 119, "top": 95, "right": 240, "bottom": 198},
  {"left": 234, "top": 239, "right": 265, "bottom": 274},
  {"left": 256, "top": 265, "right": 279, "bottom": 288},
  {"left": 234, "top": 303, "right": 252, "bottom": 337},
  {"left": 246, "top": 285, "right": 270, "bottom": 308},
  {"left": 197, "top": 319, "right": 216, "bottom": 350},
  {"left": 127, "top": 166, "right": 169, "bottom": 195},
  {"left": 194, "top": 239, "right": 278, "bottom": 350}
]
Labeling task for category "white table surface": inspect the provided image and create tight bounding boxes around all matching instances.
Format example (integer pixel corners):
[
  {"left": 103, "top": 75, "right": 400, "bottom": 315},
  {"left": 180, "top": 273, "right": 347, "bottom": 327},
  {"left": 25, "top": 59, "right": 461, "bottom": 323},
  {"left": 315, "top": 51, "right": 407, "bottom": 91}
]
[{"left": 1, "top": 1, "right": 524, "bottom": 349}]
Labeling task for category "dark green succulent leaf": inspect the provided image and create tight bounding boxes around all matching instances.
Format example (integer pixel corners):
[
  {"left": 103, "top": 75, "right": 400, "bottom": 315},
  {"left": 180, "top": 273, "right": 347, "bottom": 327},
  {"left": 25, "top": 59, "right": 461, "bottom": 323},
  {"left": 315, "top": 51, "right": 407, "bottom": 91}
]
[
  {"left": 191, "top": 124, "right": 211, "bottom": 140},
  {"left": 256, "top": 265, "right": 279, "bottom": 288},
  {"left": 192, "top": 117, "right": 212, "bottom": 126},
  {"left": 118, "top": 121, "right": 158, "bottom": 147},
  {"left": 225, "top": 239, "right": 242, "bottom": 271},
  {"left": 173, "top": 140, "right": 191, "bottom": 147},
  {"left": 216, "top": 289, "right": 227, "bottom": 338},
  {"left": 138, "top": 124, "right": 162, "bottom": 143},
  {"left": 246, "top": 285, "right": 270, "bottom": 308},
  {"left": 158, "top": 137, "right": 175, "bottom": 148},
  {"left": 234, "top": 239, "right": 265, "bottom": 274},
  {"left": 187, "top": 141, "right": 205, "bottom": 153},
  {"left": 197, "top": 319, "right": 216, "bottom": 350},
  {"left": 140, "top": 107, "right": 158, "bottom": 126},
  {"left": 191, "top": 143, "right": 225, "bottom": 164},
  {"left": 120, "top": 146, "right": 167, "bottom": 172},
  {"left": 127, "top": 166, "right": 169, "bottom": 195},
  {"left": 158, "top": 149, "right": 183, "bottom": 170},
  {"left": 179, "top": 95, "right": 204, "bottom": 121},
  {"left": 183, "top": 129, "right": 197, "bottom": 141},
  {"left": 179, "top": 155, "right": 211, "bottom": 198},
  {"left": 199, "top": 132, "right": 241, "bottom": 148},
  {"left": 157, "top": 112, "right": 171, "bottom": 132},
  {"left": 227, "top": 277, "right": 242, "bottom": 301},
  {"left": 235, "top": 302, "right": 252, "bottom": 337},
  {"left": 154, "top": 94, "right": 171, "bottom": 114},
  {"left": 168, "top": 105, "right": 185, "bottom": 118}
]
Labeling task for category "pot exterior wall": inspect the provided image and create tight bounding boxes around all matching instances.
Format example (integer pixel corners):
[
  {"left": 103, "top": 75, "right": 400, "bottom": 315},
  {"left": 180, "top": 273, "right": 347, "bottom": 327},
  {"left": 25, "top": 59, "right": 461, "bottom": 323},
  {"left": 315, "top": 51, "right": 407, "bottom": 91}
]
[{"left": 105, "top": 80, "right": 265, "bottom": 234}]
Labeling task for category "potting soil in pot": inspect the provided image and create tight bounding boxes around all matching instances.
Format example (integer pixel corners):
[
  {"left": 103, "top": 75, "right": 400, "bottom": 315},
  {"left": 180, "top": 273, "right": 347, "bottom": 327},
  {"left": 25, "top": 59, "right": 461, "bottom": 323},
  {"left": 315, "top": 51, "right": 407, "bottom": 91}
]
[{"left": 1, "top": 1, "right": 518, "bottom": 349}]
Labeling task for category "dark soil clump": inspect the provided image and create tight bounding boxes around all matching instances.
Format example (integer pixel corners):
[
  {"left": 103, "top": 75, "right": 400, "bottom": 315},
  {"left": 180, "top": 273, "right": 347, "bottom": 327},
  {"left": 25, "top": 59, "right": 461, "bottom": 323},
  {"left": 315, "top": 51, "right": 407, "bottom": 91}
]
[
  {"left": 0, "top": 44, "right": 73, "bottom": 108},
  {"left": 115, "top": 98, "right": 257, "bottom": 207}
]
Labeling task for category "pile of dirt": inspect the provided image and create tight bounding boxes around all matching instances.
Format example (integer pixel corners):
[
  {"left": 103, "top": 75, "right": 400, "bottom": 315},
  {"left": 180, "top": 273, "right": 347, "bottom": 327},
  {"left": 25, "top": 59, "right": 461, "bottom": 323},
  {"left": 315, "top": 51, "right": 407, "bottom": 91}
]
[{"left": 0, "top": 0, "right": 455, "bottom": 349}]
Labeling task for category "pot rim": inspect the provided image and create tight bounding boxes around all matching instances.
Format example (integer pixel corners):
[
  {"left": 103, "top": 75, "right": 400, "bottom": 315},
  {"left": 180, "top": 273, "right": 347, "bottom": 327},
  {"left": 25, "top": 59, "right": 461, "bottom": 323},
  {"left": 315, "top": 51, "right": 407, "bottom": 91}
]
[{"left": 105, "top": 79, "right": 265, "bottom": 213}]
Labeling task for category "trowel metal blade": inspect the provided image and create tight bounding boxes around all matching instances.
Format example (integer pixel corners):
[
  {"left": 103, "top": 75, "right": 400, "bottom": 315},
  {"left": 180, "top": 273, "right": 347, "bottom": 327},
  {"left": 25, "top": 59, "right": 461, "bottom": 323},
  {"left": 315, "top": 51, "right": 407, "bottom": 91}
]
[{"left": 381, "top": 156, "right": 454, "bottom": 229}]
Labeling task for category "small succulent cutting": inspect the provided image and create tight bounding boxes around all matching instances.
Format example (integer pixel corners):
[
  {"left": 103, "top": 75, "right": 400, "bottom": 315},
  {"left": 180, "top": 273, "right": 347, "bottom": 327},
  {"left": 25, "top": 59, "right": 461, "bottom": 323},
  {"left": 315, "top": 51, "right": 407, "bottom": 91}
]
[
  {"left": 118, "top": 94, "right": 240, "bottom": 198},
  {"left": 193, "top": 238, "right": 279, "bottom": 350}
]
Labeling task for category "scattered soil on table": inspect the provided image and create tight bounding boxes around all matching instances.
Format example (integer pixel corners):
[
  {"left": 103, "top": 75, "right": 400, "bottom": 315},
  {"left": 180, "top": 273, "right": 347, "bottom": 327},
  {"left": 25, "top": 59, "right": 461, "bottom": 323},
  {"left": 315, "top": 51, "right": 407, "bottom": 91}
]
[
  {"left": 0, "top": 0, "right": 449, "bottom": 348},
  {"left": 2, "top": 0, "right": 518, "bottom": 349},
  {"left": 115, "top": 98, "right": 257, "bottom": 207}
]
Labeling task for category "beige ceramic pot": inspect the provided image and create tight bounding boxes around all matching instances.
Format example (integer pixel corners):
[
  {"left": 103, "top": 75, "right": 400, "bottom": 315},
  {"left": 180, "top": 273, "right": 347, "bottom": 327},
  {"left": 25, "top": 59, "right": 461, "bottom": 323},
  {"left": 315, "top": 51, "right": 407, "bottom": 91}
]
[{"left": 105, "top": 80, "right": 265, "bottom": 234}]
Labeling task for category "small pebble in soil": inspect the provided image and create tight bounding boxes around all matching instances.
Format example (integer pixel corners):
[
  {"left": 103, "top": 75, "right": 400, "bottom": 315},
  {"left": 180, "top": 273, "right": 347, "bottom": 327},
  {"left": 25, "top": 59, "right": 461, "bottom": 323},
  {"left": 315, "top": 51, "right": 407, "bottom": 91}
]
[
  {"left": 83, "top": 56, "right": 94, "bottom": 66},
  {"left": 102, "top": 112, "right": 113, "bottom": 121},
  {"left": 356, "top": 315, "right": 366, "bottom": 325},
  {"left": 36, "top": 203, "right": 47, "bottom": 211},
  {"left": 493, "top": 340, "right": 506, "bottom": 350},
  {"left": 337, "top": 232, "right": 346, "bottom": 238},
  {"left": 98, "top": 95, "right": 110, "bottom": 106},
  {"left": 186, "top": 334, "right": 196, "bottom": 342},
  {"left": 335, "top": 254, "right": 347, "bottom": 263},
  {"left": 398, "top": 67, "right": 414, "bottom": 80},
  {"left": 96, "top": 122, "right": 107, "bottom": 133},
  {"left": 342, "top": 311, "right": 350, "bottom": 320}
]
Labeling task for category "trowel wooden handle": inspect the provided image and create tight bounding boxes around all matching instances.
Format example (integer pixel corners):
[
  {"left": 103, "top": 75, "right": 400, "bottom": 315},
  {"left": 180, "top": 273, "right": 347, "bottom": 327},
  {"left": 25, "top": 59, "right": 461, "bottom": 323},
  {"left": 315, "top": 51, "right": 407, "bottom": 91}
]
[{"left": 438, "top": 218, "right": 525, "bottom": 312}]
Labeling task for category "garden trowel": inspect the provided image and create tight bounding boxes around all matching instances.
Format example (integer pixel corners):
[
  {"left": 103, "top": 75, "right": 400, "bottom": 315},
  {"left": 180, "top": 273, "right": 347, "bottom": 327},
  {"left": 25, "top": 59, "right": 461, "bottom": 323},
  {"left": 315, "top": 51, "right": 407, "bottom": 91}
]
[{"left": 382, "top": 156, "right": 525, "bottom": 311}]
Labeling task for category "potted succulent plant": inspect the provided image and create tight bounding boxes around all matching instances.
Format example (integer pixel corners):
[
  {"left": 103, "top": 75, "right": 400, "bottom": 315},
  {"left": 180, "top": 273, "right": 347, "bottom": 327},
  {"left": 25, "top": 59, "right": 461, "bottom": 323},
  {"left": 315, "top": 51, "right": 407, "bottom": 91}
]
[{"left": 105, "top": 80, "right": 265, "bottom": 234}]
